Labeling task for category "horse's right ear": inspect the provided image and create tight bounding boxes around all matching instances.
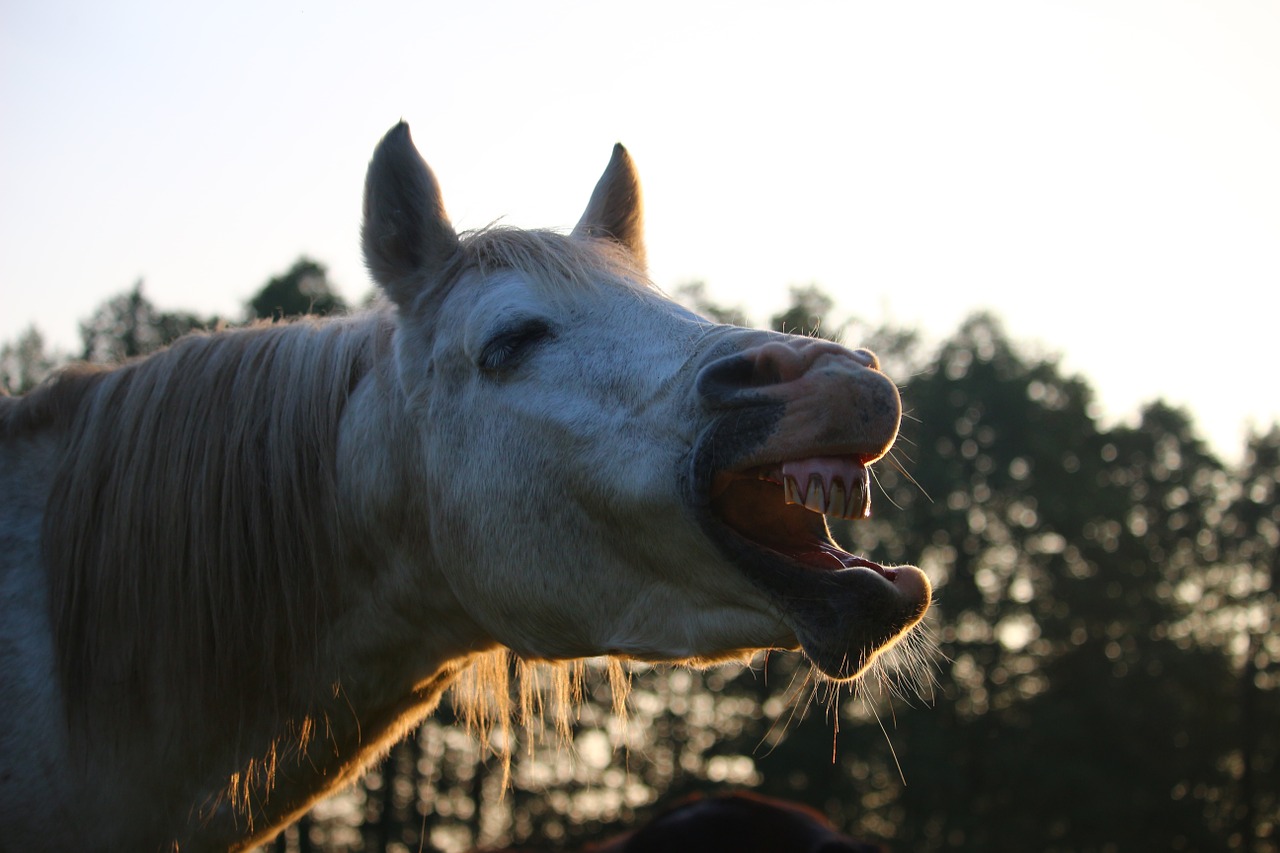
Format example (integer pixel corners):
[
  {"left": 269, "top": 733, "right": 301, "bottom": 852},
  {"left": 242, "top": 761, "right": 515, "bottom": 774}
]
[{"left": 362, "top": 122, "right": 461, "bottom": 310}]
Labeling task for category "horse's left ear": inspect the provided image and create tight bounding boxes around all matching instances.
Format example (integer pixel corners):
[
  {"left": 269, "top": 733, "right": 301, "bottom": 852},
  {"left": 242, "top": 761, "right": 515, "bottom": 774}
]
[
  {"left": 573, "top": 143, "right": 646, "bottom": 269},
  {"left": 362, "top": 122, "right": 461, "bottom": 311}
]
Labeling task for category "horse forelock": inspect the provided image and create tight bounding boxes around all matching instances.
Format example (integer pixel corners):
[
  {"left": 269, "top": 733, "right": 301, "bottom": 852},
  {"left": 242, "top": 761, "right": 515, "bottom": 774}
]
[
  {"left": 451, "top": 225, "right": 653, "bottom": 300},
  {"left": 42, "top": 313, "right": 385, "bottom": 756}
]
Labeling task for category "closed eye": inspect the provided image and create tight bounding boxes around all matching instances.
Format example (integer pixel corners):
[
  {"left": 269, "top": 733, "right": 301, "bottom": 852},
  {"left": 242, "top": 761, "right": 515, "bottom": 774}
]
[{"left": 478, "top": 319, "right": 553, "bottom": 373}]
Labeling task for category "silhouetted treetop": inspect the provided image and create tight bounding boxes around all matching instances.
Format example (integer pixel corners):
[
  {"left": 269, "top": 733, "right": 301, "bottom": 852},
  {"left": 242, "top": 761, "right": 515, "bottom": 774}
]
[{"left": 247, "top": 257, "right": 348, "bottom": 321}]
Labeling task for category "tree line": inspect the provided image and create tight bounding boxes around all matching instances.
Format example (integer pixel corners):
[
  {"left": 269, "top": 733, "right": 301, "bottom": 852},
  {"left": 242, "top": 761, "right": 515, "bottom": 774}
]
[{"left": 3, "top": 268, "right": 1275, "bottom": 852}]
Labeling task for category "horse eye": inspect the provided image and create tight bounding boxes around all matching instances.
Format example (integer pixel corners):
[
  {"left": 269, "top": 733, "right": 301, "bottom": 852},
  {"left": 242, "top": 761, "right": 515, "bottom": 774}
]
[{"left": 478, "top": 320, "right": 552, "bottom": 372}]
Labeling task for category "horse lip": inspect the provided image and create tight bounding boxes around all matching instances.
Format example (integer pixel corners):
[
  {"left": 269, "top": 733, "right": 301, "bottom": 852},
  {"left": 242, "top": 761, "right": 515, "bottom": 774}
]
[
  {"left": 702, "top": 499, "right": 888, "bottom": 581},
  {"left": 705, "top": 515, "right": 929, "bottom": 680}
]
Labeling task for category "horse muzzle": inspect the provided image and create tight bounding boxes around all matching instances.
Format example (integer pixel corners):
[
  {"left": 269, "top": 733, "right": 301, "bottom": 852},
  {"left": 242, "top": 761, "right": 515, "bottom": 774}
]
[
  {"left": 686, "top": 332, "right": 930, "bottom": 681},
  {"left": 695, "top": 335, "right": 902, "bottom": 468}
]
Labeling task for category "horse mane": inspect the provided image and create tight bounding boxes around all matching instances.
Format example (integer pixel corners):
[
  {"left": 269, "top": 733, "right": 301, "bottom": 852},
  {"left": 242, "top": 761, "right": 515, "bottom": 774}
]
[
  {"left": 449, "top": 224, "right": 654, "bottom": 301},
  {"left": 36, "top": 313, "right": 386, "bottom": 757},
  {"left": 23, "top": 226, "right": 643, "bottom": 779}
]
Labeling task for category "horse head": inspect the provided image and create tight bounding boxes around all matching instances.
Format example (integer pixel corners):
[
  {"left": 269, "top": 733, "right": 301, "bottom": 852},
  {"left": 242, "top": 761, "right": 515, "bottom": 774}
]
[
  {"left": 360, "top": 123, "right": 930, "bottom": 682},
  {"left": 0, "top": 122, "right": 937, "bottom": 849}
]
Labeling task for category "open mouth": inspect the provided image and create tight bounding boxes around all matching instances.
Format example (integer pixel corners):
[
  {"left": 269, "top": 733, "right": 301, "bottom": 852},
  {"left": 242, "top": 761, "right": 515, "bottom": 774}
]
[
  {"left": 709, "top": 454, "right": 893, "bottom": 577},
  {"left": 700, "top": 451, "right": 929, "bottom": 681}
]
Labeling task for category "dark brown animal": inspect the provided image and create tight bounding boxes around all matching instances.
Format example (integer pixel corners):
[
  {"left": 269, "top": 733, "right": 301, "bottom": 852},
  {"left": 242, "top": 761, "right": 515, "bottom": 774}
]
[
  {"left": 586, "top": 793, "right": 883, "bottom": 853},
  {"left": 474, "top": 792, "right": 885, "bottom": 853}
]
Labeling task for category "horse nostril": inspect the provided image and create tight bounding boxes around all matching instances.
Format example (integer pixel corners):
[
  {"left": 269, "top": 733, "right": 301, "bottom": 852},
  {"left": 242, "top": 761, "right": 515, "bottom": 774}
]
[
  {"left": 697, "top": 341, "right": 885, "bottom": 407},
  {"left": 751, "top": 343, "right": 805, "bottom": 385},
  {"left": 696, "top": 342, "right": 807, "bottom": 403}
]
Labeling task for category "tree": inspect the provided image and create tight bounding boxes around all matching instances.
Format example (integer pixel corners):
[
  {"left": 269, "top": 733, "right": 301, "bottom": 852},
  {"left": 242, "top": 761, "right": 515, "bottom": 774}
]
[
  {"left": 672, "top": 281, "right": 749, "bottom": 327},
  {"left": 770, "top": 284, "right": 840, "bottom": 340},
  {"left": 1218, "top": 426, "right": 1280, "bottom": 852},
  {"left": 79, "top": 280, "right": 211, "bottom": 363},
  {"left": 246, "top": 257, "right": 348, "bottom": 322},
  {"left": 831, "top": 312, "right": 1245, "bottom": 850},
  {"left": 0, "top": 325, "right": 58, "bottom": 394}
]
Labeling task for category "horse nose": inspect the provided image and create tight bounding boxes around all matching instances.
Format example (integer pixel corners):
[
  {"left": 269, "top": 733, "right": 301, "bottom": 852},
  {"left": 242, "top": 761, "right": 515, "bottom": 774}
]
[{"left": 696, "top": 337, "right": 883, "bottom": 407}]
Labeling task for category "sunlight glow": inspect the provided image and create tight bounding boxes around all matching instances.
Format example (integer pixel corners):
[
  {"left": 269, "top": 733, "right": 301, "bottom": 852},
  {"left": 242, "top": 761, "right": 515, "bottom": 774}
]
[{"left": 2, "top": 2, "right": 1277, "bottom": 459}]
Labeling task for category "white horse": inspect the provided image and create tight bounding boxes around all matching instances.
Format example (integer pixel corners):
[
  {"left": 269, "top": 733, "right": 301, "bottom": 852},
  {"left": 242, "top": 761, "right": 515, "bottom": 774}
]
[{"left": 0, "top": 123, "right": 930, "bottom": 851}]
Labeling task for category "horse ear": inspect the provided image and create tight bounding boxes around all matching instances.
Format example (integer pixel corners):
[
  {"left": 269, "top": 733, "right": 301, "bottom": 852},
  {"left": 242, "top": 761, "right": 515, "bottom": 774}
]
[
  {"left": 362, "top": 122, "right": 461, "bottom": 310},
  {"left": 573, "top": 143, "right": 646, "bottom": 268}
]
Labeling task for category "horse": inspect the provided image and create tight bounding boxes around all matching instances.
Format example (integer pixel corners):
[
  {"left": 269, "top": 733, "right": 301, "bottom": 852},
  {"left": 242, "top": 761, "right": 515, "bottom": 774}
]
[
  {"left": 473, "top": 792, "right": 884, "bottom": 853},
  {"left": 0, "top": 122, "right": 931, "bottom": 850},
  {"left": 582, "top": 792, "right": 886, "bottom": 853}
]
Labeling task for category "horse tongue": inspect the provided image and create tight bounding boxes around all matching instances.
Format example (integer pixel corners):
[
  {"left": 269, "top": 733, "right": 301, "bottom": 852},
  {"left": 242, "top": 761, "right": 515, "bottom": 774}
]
[{"left": 780, "top": 457, "right": 871, "bottom": 520}]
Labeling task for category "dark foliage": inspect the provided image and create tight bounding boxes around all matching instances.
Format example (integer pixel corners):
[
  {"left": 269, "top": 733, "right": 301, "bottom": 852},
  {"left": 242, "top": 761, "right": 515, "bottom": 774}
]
[{"left": 246, "top": 257, "right": 348, "bottom": 321}]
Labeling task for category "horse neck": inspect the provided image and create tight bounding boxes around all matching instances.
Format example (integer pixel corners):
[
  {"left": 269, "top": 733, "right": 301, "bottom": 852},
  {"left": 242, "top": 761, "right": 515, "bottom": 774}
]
[
  {"left": 209, "top": 642, "right": 468, "bottom": 848},
  {"left": 198, "top": 364, "right": 498, "bottom": 841},
  {"left": 161, "top": 554, "right": 488, "bottom": 849},
  {"left": 41, "top": 330, "right": 497, "bottom": 847},
  {"left": 179, "top": 654, "right": 466, "bottom": 849}
]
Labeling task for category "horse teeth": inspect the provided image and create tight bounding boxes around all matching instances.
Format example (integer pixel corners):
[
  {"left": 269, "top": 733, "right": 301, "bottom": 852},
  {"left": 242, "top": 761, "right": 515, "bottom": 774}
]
[
  {"left": 804, "top": 475, "right": 826, "bottom": 514},
  {"left": 783, "top": 475, "right": 800, "bottom": 505},
  {"left": 778, "top": 460, "right": 873, "bottom": 520},
  {"left": 829, "top": 479, "right": 849, "bottom": 519}
]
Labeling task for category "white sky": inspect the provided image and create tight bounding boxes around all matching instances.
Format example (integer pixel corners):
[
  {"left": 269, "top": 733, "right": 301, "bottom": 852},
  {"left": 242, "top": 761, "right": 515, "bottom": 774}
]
[{"left": 2, "top": 0, "right": 1277, "bottom": 461}]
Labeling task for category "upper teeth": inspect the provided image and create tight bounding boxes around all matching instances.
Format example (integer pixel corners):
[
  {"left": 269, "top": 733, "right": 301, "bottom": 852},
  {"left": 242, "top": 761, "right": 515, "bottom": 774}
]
[{"left": 775, "top": 457, "right": 871, "bottom": 520}]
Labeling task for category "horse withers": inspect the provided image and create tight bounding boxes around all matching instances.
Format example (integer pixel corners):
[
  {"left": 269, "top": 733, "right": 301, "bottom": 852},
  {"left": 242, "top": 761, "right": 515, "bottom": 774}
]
[{"left": 0, "top": 123, "right": 930, "bottom": 850}]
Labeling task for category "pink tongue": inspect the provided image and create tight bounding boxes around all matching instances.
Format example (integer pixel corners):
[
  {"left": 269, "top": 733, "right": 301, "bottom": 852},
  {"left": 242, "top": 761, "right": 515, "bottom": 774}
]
[
  {"left": 778, "top": 456, "right": 871, "bottom": 519},
  {"left": 793, "top": 542, "right": 890, "bottom": 576}
]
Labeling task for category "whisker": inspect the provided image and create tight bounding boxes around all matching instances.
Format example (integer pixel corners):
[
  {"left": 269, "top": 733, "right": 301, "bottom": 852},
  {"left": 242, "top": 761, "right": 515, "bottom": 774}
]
[
  {"left": 756, "top": 662, "right": 812, "bottom": 757},
  {"left": 884, "top": 448, "right": 933, "bottom": 504},
  {"left": 870, "top": 465, "right": 904, "bottom": 512},
  {"left": 866, "top": 691, "right": 908, "bottom": 787}
]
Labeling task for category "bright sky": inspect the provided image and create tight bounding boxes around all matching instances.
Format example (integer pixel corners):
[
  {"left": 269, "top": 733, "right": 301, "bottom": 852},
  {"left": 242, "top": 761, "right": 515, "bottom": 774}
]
[{"left": 2, "top": 0, "right": 1277, "bottom": 461}]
